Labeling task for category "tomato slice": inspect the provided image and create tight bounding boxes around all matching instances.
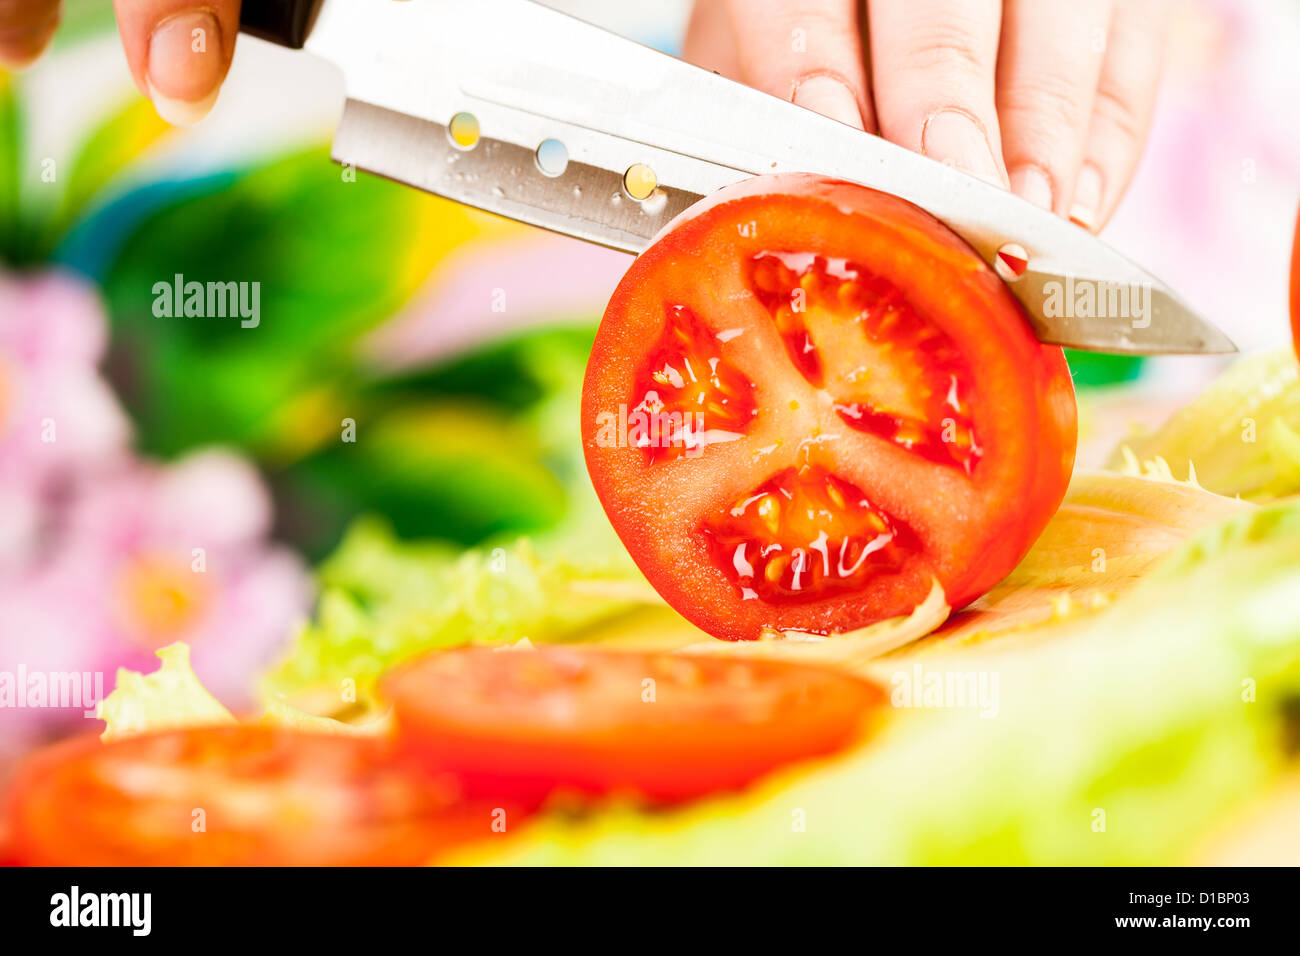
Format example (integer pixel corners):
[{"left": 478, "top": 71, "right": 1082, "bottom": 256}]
[
  {"left": 5, "top": 725, "right": 514, "bottom": 866},
  {"left": 385, "top": 645, "right": 885, "bottom": 803},
  {"left": 1290, "top": 204, "right": 1300, "bottom": 363},
  {"left": 582, "top": 173, "right": 1077, "bottom": 641}
]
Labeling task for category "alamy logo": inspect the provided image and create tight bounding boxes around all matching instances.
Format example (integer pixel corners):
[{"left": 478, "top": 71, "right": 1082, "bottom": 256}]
[
  {"left": 152, "top": 273, "right": 260, "bottom": 328},
  {"left": 50, "top": 886, "right": 151, "bottom": 936},
  {"left": 0, "top": 666, "right": 103, "bottom": 717},
  {"left": 1042, "top": 275, "right": 1151, "bottom": 329},
  {"left": 594, "top": 399, "right": 731, "bottom": 458},
  {"left": 889, "top": 664, "right": 999, "bottom": 718}
]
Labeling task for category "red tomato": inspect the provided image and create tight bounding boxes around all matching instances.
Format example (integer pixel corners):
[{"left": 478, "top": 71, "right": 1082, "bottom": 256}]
[
  {"left": 1290, "top": 204, "right": 1299, "bottom": 362},
  {"left": 386, "top": 645, "right": 885, "bottom": 803},
  {"left": 5, "top": 725, "right": 517, "bottom": 866},
  {"left": 582, "top": 173, "right": 1077, "bottom": 641},
  {"left": 0, "top": 819, "right": 14, "bottom": 867}
]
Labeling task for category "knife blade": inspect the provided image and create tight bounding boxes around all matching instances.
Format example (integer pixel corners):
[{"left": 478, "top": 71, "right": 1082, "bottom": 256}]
[{"left": 240, "top": 0, "right": 1235, "bottom": 355}]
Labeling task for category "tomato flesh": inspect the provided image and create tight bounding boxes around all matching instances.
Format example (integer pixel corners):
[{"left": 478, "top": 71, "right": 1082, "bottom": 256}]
[
  {"left": 751, "top": 251, "right": 980, "bottom": 473},
  {"left": 631, "top": 303, "right": 757, "bottom": 462},
  {"left": 702, "top": 464, "right": 913, "bottom": 605},
  {"left": 582, "top": 173, "right": 1077, "bottom": 641},
  {"left": 386, "top": 645, "right": 884, "bottom": 803},
  {"left": 5, "top": 726, "right": 513, "bottom": 866}
]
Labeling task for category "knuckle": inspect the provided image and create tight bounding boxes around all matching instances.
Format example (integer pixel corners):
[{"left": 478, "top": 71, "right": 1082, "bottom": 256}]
[
  {"left": 794, "top": 7, "right": 851, "bottom": 34},
  {"left": 1001, "top": 72, "right": 1092, "bottom": 131},
  {"left": 771, "top": 5, "right": 859, "bottom": 50},
  {"left": 1090, "top": 85, "right": 1147, "bottom": 147},
  {"left": 896, "top": 22, "right": 990, "bottom": 80}
]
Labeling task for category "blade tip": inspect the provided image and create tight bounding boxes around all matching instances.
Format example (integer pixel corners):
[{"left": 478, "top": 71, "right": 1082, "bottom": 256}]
[{"left": 1193, "top": 325, "right": 1238, "bottom": 355}]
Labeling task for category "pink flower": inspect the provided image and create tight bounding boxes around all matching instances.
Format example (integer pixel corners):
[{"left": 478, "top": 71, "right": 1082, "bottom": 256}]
[
  {"left": 0, "top": 270, "right": 131, "bottom": 564},
  {"left": 0, "top": 268, "right": 313, "bottom": 766},
  {"left": 0, "top": 450, "right": 312, "bottom": 765},
  {"left": 0, "top": 568, "right": 108, "bottom": 767},
  {"left": 49, "top": 449, "right": 313, "bottom": 708}
]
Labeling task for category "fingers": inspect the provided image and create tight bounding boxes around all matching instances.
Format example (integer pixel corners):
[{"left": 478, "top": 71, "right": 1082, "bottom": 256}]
[
  {"left": 1072, "top": 0, "right": 1170, "bottom": 231},
  {"left": 112, "top": 0, "right": 241, "bottom": 125},
  {"left": 724, "top": 0, "right": 873, "bottom": 131},
  {"left": 683, "top": 0, "right": 742, "bottom": 80},
  {"left": 996, "top": 0, "right": 1111, "bottom": 216},
  {"left": 868, "top": 0, "right": 1006, "bottom": 186},
  {"left": 0, "top": 0, "right": 61, "bottom": 68}
]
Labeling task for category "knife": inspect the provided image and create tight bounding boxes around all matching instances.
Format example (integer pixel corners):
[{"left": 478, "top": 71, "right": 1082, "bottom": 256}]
[{"left": 238, "top": 0, "right": 1235, "bottom": 355}]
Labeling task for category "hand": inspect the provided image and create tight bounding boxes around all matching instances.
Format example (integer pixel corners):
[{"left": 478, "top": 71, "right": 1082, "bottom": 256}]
[
  {"left": 0, "top": 1, "right": 240, "bottom": 126},
  {"left": 684, "top": 0, "right": 1172, "bottom": 232}
]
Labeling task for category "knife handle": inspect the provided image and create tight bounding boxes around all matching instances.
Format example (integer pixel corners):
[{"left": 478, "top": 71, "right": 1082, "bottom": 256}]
[{"left": 239, "top": 0, "right": 321, "bottom": 49}]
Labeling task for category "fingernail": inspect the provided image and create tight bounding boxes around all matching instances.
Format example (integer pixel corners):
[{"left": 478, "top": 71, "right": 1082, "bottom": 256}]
[
  {"left": 792, "top": 74, "right": 864, "bottom": 129},
  {"left": 147, "top": 9, "right": 224, "bottom": 126},
  {"left": 1009, "top": 165, "right": 1054, "bottom": 212},
  {"left": 1070, "top": 163, "right": 1104, "bottom": 231},
  {"left": 921, "top": 108, "right": 1005, "bottom": 187}
]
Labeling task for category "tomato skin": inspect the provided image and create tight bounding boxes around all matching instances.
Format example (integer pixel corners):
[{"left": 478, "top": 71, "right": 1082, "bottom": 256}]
[
  {"left": 1291, "top": 204, "right": 1300, "bottom": 364},
  {"left": 386, "top": 645, "right": 885, "bottom": 804},
  {"left": 5, "top": 726, "right": 514, "bottom": 866},
  {"left": 582, "top": 173, "right": 1077, "bottom": 641},
  {"left": 0, "top": 821, "right": 14, "bottom": 867}
]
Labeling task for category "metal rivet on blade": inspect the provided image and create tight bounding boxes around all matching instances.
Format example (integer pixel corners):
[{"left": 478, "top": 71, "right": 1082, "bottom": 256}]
[
  {"left": 623, "top": 163, "right": 658, "bottom": 201},
  {"left": 536, "top": 139, "right": 569, "bottom": 177},
  {"left": 448, "top": 112, "right": 480, "bottom": 150},
  {"left": 994, "top": 242, "right": 1029, "bottom": 282}
]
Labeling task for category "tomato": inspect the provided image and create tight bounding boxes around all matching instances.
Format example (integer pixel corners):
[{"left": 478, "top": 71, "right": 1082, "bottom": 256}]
[
  {"left": 5, "top": 725, "right": 515, "bottom": 866},
  {"left": 385, "top": 645, "right": 884, "bottom": 803},
  {"left": 582, "top": 173, "right": 1077, "bottom": 641},
  {"left": 1290, "top": 204, "right": 1300, "bottom": 363},
  {"left": 0, "top": 820, "right": 14, "bottom": 867}
]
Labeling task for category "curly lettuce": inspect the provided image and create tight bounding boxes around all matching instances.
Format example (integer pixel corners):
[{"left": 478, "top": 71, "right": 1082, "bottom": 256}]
[
  {"left": 98, "top": 641, "right": 391, "bottom": 739},
  {"left": 1110, "top": 348, "right": 1300, "bottom": 501},
  {"left": 98, "top": 643, "right": 235, "bottom": 741},
  {"left": 259, "top": 518, "right": 662, "bottom": 713},
  {"left": 472, "top": 499, "right": 1300, "bottom": 865}
]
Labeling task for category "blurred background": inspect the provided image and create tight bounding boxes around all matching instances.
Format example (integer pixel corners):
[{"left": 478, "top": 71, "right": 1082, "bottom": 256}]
[{"left": 1, "top": 0, "right": 1298, "bottom": 772}]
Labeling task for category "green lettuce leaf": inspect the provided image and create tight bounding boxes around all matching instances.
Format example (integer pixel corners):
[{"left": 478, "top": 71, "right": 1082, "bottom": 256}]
[
  {"left": 260, "top": 516, "right": 658, "bottom": 713},
  {"left": 1110, "top": 348, "right": 1300, "bottom": 501},
  {"left": 474, "top": 500, "right": 1300, "bottom": 865},
  {"left": 98, "top": 643, "right": 236, "bottom": 742},
  {"left": 99, "top": 641, "right": 391, "bottom": 738}
]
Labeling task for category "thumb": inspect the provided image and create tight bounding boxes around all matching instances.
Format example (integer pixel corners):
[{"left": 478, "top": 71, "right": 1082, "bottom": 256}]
[{"left": 113, "top": 0, "right": 241, "bottom": 126}]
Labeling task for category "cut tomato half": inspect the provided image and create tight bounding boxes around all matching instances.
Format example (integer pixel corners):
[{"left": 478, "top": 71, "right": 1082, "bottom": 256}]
[
  {"left": 385, "top": 645, "right": 885, "bottom": 803},
  {"left": 5, "top": 725, "right": 516, "bottom": 866},
  {"left": 582, "top": 173, "right": 1077, "bottom": 641}
]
